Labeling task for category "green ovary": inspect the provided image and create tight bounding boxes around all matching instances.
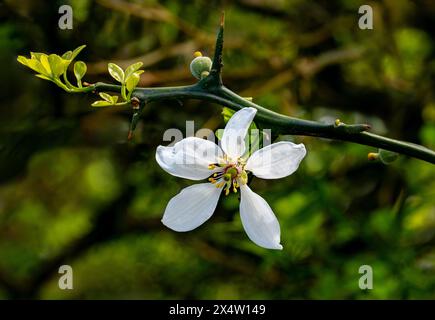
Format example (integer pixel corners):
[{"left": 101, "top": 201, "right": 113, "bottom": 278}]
[{"left": 208, "top": 162, "right": 248, "bottom": 195}]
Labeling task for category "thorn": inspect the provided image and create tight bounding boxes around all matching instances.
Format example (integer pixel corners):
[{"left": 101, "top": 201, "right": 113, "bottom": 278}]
[
  {"left": 220, "top": 11, "right": 225, "bottom": 27},
  {"left": 363, "top": 124, "right": 371, "bottom": 131},
  {"left": 127, "top": 130, "right": 133, "bottom": 141},
  {"left": 175, "top": 99, "right": 183, "bottom": 107},
  {"left": 131, "top": 97, "right": 140, "bottom": 110},
  {"left": 83, "top": 82, "right": 92, "bottom": 87}
]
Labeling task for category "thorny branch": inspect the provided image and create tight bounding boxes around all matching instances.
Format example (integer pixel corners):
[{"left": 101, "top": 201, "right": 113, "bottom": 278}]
[{"left": 82, "top": 14, "right": 435, "bottom": 164}]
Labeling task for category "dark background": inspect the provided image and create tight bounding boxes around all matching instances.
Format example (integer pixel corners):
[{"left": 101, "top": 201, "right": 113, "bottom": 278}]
[{"left": 0, "top": 0, "right": 434, "bottom": 299}]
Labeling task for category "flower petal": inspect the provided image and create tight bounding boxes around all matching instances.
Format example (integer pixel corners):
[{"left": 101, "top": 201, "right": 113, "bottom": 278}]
[
  {"left": 162, "top": 183, "right": 222, "bottom": 232},
  {"left": 245, "top": 141, "right": 306, "bottom": 179},
  {"left": 156, "top": 137, "right": 223, "bottom": 180},
  {"left": 239, "top": 184, "right": 282, "bottom": 250},
  {"left": 221, "top": 107, "right": 257, "bottom": 159}
]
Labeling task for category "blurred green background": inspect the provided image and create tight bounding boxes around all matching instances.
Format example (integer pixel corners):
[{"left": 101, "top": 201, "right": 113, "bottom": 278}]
[{"left": 0, "top": 0, "right": 434, "bottom": 299}]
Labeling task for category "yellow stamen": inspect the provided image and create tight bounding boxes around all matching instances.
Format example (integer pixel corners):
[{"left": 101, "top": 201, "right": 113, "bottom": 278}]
[
  {"left": 216, "top": 182, "right": 225, "bottom": 188},
  {"left": 194, "top": 51, "right": 202, "bottom": 57}
]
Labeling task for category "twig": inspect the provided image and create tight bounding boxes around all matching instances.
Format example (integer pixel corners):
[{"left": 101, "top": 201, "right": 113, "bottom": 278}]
[{"left": 33, "top": 14, "right": 435, "bottom": 164}]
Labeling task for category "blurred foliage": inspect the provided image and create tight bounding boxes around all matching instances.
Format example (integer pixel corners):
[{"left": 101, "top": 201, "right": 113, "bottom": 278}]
[{"left": 0, "top": 0, "right": 434, "bottom": 299}]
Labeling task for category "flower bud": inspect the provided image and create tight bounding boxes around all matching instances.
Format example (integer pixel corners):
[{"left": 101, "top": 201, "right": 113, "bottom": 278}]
[
  {"left": 368, "top": 152, "right": 379, "bottom": 161},
  {"left": 190, "top": 52, "right": 212, "bottom": 80}
]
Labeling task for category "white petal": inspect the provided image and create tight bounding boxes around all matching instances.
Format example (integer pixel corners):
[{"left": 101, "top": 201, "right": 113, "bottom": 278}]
[
  {"left": 221, "top": 107, "right": 257, "bottom": 159},
  {"left": 162, "top": 183, "right": 222, "bottom": 232},
  {"left": 245, "top": 141, "right": 306, "bottom": 179},
  {"left": 156, "top": 137, "right": 223, "bottom": 180},
  {"left": 239, "top": 184, "right": 282, "bottom": 250}
]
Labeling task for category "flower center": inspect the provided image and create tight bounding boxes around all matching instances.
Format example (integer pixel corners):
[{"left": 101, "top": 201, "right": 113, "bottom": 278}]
[{"left": 208, "top": 157, "right": 248, "bottom": 195}]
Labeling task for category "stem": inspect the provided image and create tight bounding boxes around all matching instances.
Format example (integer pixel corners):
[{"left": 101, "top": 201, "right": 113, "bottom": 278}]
[
  {"left": 63, "top": 72, "right": 75, "bottom": 89},
  {"left": 56, "top": 13, "right": 435, "bottom": 164},
  {"left": 90, "top": 81, "right": 435, "bottom": 164}
]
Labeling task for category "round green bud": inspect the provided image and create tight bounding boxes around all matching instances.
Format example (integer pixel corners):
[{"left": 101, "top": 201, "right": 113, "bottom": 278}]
[{"left": 190, "top": 56, "right": 212, "bottom": 80}]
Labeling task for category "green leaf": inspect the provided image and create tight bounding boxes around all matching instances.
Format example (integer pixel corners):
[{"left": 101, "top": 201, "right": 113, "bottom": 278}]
[
  {"left": 125, "top": 62, "right": 143, "bottom": 80},
  {"left": 70, "top": 45, "right": 86, "bottom": 61},
  {"left": 91, "top": 100, "right": 113, "bottom": 107},
  {"left": 17, "top": 56, "right": 46, "bottom": 75},
  {"left": 126, "top": 72, "right": 140, "bottom": 92},
  {"left": 215, "top": 129, "right": 224, "bottom": 140},
  {"left": 30, "top": 52, "right": 45, "bottom": 61},
  {"left": 48, "top": 54, "right": 68, "bottom": 78},
  {"left": 35, "top": 74, "right": 52, "bottom": 81},
  {"left": 62, "top": 51, "right": 73, "bottom": 60},
  {"left": 17, "top": 56, "right": 29, "bottom": 67},
  {"left": 39, "top": 54, "right": 52, "bottom": 76},
  {"left": 74, "top": 61, "right": 87, "bottom": 84},
  {"left": 61, "top": 45, "right": 86, "bottom": 75},
  {"left": 28, "top": 59, "right": 46, "bottom": 75},
  {"left": 99, "top": 92, "right": 112, "bottom": 102},
  {"left": 221, "top": 107, "right": 236, "bottom": 123},
  {"left": 108, "top": 63, "right": 124, "bottom": 83},
  {"left": 110, "top": 96, "right": 119, "bottom": 104}
]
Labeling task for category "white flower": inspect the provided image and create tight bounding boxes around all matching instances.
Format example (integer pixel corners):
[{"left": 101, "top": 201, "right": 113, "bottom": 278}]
[{"left": 156, "top": 107, "right": 306, "bottom": 250}]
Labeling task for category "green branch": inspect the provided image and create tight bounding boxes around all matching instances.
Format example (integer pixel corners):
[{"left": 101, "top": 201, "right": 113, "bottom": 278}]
[{"left": 17, "top": 14, "right": 435, "bottom": 164}]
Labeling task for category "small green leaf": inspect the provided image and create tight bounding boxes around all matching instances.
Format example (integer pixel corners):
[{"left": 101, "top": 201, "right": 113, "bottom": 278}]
[
  {"left": 99, "top": 92, "right": 112, "bottom": 102},
  {"left": 125, "top": 62, "right": 143, "bottom": 79},
  {"left": 48, "top": 54, "right": 69, "bottom": 78},
  {"left": 17, "top": 56, "right": 29, "bottom": 67},
  {"left": 30, "top": 52, "right": 45, "bottom": 61},
  {"left": 74, "top": 61, "right": 87, "bottom": 85},
  {"left": 70, "top": 45, "right": 86, "bottom": 61},
  {"left": 62, "top": 51, "right": 73, "bottom": 60},
  {"left": 92, "top": 100, "right": 113, "bottom": 107},
  {"left": 126, "top": 72, "right": 140, "bottom": 92},
  {"left": 215, "top": 129, "right": 224, "bottom": 140},
  {"left": 35, "top": 74, "right": 52, "bottom": 81},
  {"left": 222, "top": 107, "right": 236, "bottom": 123},
  {"left": 39, "top": 54, "right": 52, "bottom": 76},
  {"left": 28, "top": 59, "right": 46, "bottom": 75},
  {"left": 108, "top": 63, "right": 124, "bottom": 83},
  {"left": 110, "top": 96, "right": 119, "bottom": 104}
]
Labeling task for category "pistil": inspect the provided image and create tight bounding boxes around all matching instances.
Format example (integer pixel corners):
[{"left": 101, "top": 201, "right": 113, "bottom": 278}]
[{"left": 208, "top": 160, "right": 247, "bottom": 195}]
